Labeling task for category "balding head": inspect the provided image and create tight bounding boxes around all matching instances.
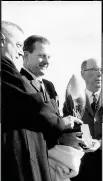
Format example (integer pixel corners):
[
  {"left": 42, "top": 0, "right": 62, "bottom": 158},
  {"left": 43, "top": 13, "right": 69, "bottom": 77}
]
[
  {"left": 2, "top": 21, "right": 24, "bottom": 39},
  {"left": 1, "top": 21, "right": 24, "bottom": 70},
  {"left": 81, "top": 58, "right": 101, "bottom": 71}
]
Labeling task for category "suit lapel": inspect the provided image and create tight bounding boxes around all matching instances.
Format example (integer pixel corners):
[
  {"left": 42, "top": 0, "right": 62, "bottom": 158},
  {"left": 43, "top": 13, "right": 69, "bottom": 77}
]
[
  {"left": 43, "top": 80, "right": 59, "bottom": 111},
  {"left": 20, "top": 68, "right": 33, "bottom": 80},
  {"left": 30, "top": 79, "right": 40, "bottom": 92},
  {"left": 20, "top": 68, "right": 58, "bottom": 107},
  {"left": 96, "top": 93, "right": 101, "bottom": 114},
  {"left": 85, "top": 94, "right": 94, "bottom": 117},
  {"left": 20, "top": 68, "right": 50, "bottom": 102},
  {"left": 20, "top": 68, "right": 40, "bottom": 92},
  {"left": 42, "top": 81, "right": 50, "bottom": 102},
  {"left": 85, "top": 92, "right": 102, "bottom": 117},
  {"left": 21, "top": 75, "right": 37, "bottom": 94}
]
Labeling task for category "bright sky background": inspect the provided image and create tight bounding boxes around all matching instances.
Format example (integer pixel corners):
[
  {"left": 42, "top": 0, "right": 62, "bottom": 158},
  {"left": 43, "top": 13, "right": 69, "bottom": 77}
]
[{"left": 2, "top": 1, "right": 101, "bottom": 114}]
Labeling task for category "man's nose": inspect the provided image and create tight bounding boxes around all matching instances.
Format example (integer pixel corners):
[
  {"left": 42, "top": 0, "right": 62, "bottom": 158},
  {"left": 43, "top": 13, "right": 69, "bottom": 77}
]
[
  {"left": 97, "top": 69, "right": 102, "bottom": 77},
  {"left": 19, "top": 48, "right": 24, "bottom": 57},
  {"left": 43, "top": 55, "right": 49, "bottom": 65}
]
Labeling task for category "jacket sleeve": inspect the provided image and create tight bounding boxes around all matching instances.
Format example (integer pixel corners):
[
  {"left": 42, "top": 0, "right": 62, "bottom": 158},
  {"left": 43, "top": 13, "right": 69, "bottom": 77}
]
[{"left": 2, "top": 69, "right": 65, "bottom": 137}]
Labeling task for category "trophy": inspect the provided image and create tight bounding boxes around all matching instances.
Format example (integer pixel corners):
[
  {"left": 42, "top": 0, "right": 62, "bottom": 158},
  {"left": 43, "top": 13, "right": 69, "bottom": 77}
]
[
  {"left": 65, "top": 74, "right": 86, "bottom": 119},
  {"left": 64, "top": 74, "right": 93, "bottom": 149}
]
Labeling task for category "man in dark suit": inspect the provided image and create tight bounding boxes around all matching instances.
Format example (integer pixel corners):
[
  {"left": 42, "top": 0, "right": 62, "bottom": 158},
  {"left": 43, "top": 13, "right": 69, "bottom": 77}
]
[
  {"left": 63, "top": 58, "right": 102, "bottom": 181},
  {"left": 1, "top": 22, "right": 85, "bottom": 181},
  {"left": 77, "top": 58, "right": 102, "bottom": 181},
  {"left": 20, "top": 35, "right": 88, "bottom": 150}
]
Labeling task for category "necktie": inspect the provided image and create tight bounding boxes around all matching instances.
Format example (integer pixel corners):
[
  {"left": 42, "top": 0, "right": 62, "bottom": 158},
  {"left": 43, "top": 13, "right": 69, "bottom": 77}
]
[
  {"left": 91, "top": 93, "right": 98, "bottom": 114},
  {"left": 31, "top": 79, "right": 47, "bottom": 101},
  {"left": 39, "top": 81, "right": 47, "bottom": 101}
]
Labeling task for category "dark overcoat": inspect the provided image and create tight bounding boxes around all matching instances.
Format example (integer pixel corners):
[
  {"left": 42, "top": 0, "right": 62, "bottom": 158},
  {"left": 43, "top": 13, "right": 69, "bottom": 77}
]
[{"left": 1, "top": 57, "right": 67, "bottom": 181}]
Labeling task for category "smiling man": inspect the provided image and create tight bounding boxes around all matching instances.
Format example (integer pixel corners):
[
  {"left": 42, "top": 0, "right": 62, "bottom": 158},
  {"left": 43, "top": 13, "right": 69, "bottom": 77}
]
[
  {"left": 23, "top": 37, "right": 50, "bottom": 78},
  {"left": 21, "top": 35, "right": 54, "bottom": 104},
  {"left": 20, "top": 35, "right": 85, "bottom": 149}
]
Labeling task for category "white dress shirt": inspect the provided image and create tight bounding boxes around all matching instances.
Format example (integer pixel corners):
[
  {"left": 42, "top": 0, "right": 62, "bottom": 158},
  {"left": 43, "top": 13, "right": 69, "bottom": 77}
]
[{"left": 86, "top": 89, "right": 100, "bottom": 104}]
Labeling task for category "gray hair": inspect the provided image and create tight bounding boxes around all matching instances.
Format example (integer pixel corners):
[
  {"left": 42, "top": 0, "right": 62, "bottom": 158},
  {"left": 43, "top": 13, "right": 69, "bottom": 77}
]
[{"left": 1, "top": 21, "right": 24, "bottom": 38}]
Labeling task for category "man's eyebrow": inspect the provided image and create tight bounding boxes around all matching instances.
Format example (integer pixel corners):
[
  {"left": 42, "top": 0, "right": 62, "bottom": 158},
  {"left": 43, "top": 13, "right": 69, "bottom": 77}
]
[{"left": 16, "top": 42, "right": 23, "bottom": 46}]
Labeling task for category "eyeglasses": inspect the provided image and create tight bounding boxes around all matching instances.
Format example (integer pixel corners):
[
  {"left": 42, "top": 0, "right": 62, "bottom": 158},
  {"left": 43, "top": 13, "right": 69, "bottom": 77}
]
[{"left": 83, "top": 68, "right": 103, "bottom": 73}]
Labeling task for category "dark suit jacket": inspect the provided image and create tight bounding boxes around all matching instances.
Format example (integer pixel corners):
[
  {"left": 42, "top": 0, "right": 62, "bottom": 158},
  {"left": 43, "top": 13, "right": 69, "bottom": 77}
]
[
  {"left": 73, "top": 93, "right": 102, "bottom": 181},
  {"left": 82, "top": 93, "right": 102, "bottom": 139},
  {"left": 1, "top": 57, "right": 68, "bottom": 181},
  {"left": 63, "top": 91, "right": 102, "bottom": 181},
  {"left": 63, "top": 92, "right": 102, "bottom": 139},
  {"left": 20, "top": 68, "right": 61, "bottom": 149}
]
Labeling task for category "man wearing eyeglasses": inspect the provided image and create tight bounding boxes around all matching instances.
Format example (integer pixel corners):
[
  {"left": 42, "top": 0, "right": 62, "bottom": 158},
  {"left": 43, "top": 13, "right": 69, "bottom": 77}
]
[
  {"left": 81, "top": 58, "right": 102, "bottom": 143},
  {"left": 72, "top": 58, "right": 102, "bottom": 181}
]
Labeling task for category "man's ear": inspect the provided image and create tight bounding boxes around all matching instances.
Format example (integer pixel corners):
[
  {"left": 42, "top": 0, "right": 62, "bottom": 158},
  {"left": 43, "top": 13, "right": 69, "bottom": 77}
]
[
  {"left": 1, "top": 33, "right": 5, "bottom": 47},
  {"left": 23, "top": 51, "right": 29, "bottom": 64},
  {"left": 81, "top": 70, "right": 84, "bottom": 79},
  {"left": 24, "top": 51, "right": 29, "bottom": 58}
]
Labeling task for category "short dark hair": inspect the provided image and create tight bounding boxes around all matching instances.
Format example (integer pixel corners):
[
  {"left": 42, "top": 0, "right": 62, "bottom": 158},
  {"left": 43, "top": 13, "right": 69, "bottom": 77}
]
[
  {"left": 1, "top": 21, "right": 24, "bottom": 38},
  {"left": 23, "top": 35, "right": 50, "bottom": 53}
]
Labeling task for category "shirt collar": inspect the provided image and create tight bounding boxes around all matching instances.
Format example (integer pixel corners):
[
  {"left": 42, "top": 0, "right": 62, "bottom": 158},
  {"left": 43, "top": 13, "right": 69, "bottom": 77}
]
[
  {"left": 86, "top": 89, "right": 100, "bottom": 104},
  {"left": 23, "top": 67, "right": 43, "bottom": 82}
]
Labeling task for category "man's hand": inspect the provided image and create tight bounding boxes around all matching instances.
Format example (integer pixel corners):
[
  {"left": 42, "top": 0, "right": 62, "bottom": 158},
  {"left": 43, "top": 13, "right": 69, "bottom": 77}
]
[
  {"left": 57, "top": 132, "right": 88, "bottom": 150},
  {"left": 83, "top": 139, "right": 101, "bottom": 152},
  {"left": 62, "top": 115, "right": 83, "bottom": 129}
]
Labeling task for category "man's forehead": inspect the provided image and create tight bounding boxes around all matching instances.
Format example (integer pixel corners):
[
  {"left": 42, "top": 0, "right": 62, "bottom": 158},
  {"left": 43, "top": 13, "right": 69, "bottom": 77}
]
[{"left": 87, "top": 59, "right": 101, "bottom": 68}]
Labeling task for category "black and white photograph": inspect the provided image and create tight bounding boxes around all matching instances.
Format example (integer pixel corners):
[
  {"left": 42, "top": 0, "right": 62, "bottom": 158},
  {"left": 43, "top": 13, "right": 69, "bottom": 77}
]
[{"left": 1, "top": 1, "right": 102, "bottom": 181}]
